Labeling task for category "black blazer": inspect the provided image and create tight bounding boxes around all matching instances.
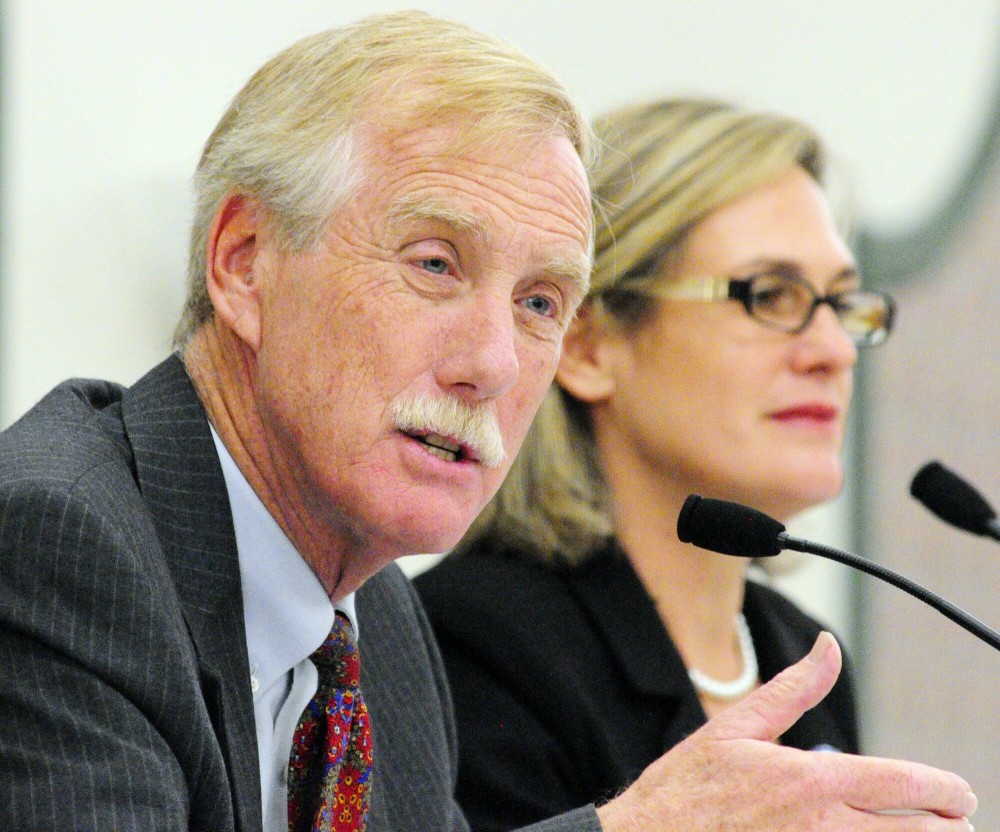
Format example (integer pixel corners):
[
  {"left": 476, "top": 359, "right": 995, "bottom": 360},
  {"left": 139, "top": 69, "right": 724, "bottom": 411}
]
[
  {"left": 415, "top": 543, "right": 860, "bottom": 832},
  {"left": 0, "top": 356, "right": 603, "bottom": 832}
]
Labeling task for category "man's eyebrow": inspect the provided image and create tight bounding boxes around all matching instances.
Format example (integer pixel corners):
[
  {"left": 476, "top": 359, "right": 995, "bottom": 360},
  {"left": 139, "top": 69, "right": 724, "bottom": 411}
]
[
  {"left": 543, "top": 253, "right": 592, "bottom": 298},
  {"left": 386, "top": 195, "right": 491, "bottom": 242}
]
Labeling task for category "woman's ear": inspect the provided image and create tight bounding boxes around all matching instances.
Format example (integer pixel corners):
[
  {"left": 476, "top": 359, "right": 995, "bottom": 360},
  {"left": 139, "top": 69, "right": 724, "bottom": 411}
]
[
  {"left": 556, "top": 304, "right": 618, "bottom": 404},
  {"left": 204, "top": 193, "right": 271, "bottom": 351}
]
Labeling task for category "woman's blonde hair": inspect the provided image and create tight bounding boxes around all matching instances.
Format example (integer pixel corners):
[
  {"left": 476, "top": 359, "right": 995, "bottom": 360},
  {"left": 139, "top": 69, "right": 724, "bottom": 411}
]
[
  {"left": 174, "top": 10, "right": 592, "bottom": 347},
  {"left": 454, "top": 98, "right": 826, "bottom": 565}
]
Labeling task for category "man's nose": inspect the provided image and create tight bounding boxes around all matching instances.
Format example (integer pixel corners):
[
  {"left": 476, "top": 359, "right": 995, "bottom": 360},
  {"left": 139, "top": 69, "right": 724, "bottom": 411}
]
[{"left": 434, "top": 294, "right": 520, "bottom": 401}]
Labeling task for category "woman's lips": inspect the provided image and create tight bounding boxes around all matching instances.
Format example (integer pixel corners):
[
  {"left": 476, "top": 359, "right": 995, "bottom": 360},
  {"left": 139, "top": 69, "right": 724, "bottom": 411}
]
[{"left": 770, "top": 404, "right": 839, "bottom": 423}]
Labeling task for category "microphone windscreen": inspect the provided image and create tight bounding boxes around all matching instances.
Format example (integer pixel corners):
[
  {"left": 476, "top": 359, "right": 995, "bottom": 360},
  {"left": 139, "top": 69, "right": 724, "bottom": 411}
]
[
  {"left": 677, "top": 494, "right": 786, "bottom": 558},
  {"left": 910, "top": 461, "right": 996, "bottom": 535}
]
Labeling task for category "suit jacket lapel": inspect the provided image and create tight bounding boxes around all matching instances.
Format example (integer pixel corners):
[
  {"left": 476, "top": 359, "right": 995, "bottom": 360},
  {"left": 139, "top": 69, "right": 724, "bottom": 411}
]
[
  {"left": 566, "top": 544, "right": 691, "bottom": 697},
  {"left": 565, "top": 545, "right": 707, "bottom": 746},
  {"left": 122, "top": 355, "right": 262, "bottom": 832}
]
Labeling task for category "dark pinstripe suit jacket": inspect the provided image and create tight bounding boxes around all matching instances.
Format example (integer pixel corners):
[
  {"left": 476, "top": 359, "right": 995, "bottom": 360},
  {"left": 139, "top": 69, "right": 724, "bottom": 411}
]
[{"left": 0, "top": 356, "right": 600, "bottom": 832}]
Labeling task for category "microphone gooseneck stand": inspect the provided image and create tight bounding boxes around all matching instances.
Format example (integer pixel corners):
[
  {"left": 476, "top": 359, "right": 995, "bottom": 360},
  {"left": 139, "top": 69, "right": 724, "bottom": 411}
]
[
  {"left": 777, "top": 531, "right": 1000, "bottom": 653},
  {"left": 678, "top": 493, "right": 1000, "bottom": 654}
]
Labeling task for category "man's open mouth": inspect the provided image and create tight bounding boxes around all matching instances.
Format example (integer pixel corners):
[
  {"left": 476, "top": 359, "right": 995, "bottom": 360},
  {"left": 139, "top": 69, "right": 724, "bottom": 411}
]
[{"left": 409, "top": 431, "right": 467, "bottom": 463}]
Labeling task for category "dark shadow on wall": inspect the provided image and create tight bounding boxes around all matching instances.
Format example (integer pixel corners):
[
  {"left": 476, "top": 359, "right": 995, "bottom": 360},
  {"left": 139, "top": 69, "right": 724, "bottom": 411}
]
[{"left": 850, "top": 31, "right": 1000, "bottom": 832}]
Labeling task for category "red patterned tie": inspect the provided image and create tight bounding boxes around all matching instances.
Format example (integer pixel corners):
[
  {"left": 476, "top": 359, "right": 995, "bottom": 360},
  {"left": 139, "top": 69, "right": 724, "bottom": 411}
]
[{"left": 287, "top": 613, "right": 373, "bottom": 832}]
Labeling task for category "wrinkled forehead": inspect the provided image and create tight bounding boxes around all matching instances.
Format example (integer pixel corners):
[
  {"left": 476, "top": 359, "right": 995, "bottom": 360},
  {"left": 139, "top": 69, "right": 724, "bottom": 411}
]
[
  {"left": 360, "top": 113, "right": 590, "bottom": 217},
  {"left": 340, "top": 110, "right": 592, "bottom": 289}
]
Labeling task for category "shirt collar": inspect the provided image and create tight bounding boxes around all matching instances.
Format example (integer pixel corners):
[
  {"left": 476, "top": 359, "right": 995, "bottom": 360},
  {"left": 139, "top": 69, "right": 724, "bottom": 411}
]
[{"left": 208, "top": 426, "right": 357, "bottom": 699}]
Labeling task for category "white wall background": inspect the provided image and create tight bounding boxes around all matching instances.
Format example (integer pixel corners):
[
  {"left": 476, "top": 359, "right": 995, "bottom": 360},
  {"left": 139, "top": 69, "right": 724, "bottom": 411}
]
[{"left": 2, "top": 0, "right": 998, "bottom": 732}]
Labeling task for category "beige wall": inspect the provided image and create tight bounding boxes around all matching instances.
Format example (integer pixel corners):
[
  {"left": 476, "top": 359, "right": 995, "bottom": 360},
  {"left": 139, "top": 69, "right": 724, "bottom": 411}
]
[{"left": 864, "top": 167, "right": 1000, "bottom": 829}]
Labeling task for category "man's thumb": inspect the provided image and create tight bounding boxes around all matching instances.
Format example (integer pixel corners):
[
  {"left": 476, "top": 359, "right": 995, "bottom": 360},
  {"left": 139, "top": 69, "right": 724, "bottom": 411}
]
[{"left": 703, "top": 631, "right": 842, "bottom": 744}]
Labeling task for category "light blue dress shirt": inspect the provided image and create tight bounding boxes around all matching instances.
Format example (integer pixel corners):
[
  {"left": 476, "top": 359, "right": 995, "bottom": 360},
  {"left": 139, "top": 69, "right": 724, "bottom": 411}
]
[{"left": 210, "top": 427, "right": 357, "bottom": 832}]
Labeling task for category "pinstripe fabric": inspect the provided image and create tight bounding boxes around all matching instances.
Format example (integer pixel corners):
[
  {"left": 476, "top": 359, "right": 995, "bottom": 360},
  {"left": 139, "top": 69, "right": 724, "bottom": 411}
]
[
  {"left": 0, "top": 356, "right": 602, "bottom": 832},
  {"left": 123, "top": 358, "right": 262, "bottom": 831},
  {"left": 0, "top": 358, "right": 256, "bottom": 831}
]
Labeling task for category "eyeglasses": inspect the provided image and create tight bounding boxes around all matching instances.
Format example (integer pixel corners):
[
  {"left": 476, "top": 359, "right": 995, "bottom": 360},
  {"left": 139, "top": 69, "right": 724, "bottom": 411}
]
[{"left": 651, "top": 271, "right": 896, "bottom": 347}]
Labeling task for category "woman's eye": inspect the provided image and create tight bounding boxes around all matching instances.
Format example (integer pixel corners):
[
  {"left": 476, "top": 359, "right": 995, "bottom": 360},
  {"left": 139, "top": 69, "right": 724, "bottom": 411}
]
[
  {"left": 753, "top": 287, "right": 786, "bottom": 306},
  {"left": 753, "top": 284, "right": 801, "bottom": 312},
  {"left": 419, "top": 257, "right": 451, "bottom": 275},
  {"left": 522, "top": 295, "right": 556, "bottom": 317}
]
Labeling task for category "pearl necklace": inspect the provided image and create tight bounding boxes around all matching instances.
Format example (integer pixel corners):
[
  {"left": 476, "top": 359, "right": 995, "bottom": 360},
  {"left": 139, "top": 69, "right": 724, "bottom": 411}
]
[{"left": 687, "top": 614, "right": 759, "bottom": 701}]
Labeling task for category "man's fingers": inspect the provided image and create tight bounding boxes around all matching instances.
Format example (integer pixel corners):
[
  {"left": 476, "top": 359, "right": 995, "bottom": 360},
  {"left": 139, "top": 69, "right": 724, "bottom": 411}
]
[
  {"left": 836, "top": 755, "right": 976, "bottom": 819},
  {"left": 703, "top": 631, "right": 842, "bottom": 743},
  {"left": 599, "top": 631, "right": 978, "bottom": 832}
]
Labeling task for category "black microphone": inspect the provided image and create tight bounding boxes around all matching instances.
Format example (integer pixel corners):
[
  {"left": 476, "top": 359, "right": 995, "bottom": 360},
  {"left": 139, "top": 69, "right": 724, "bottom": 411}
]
[
  {"left": 677, "top": 493, "right": 1000, "bottom": 653},
  {"left": 910, "top": 461, "right": 1000, "bottom": 542}
]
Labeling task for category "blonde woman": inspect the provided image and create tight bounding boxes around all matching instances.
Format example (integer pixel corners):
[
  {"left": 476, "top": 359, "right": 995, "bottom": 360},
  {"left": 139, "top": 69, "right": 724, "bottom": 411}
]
[{"left": 416, "top": 98, "right": 895, "bottom": 831}]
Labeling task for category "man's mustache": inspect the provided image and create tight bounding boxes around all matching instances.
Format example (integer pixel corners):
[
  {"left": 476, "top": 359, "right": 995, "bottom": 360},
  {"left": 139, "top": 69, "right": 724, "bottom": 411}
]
[{"left": 392, "top": 395, "right": 506, "bottom": 468}]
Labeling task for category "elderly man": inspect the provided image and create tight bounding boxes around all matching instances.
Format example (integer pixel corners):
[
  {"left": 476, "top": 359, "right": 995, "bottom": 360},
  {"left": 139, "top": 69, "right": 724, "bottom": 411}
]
[{"left": 0, "top": 10, "right": 977, "bottom": 832}]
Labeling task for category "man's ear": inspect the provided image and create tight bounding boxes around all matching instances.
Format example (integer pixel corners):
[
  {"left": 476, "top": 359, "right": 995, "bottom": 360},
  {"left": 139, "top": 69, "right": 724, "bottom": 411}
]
[
  {"left": 556, "top": 305, "right": 618, "bottom": 404},
  {"left": 205, "top": 193, "right": 271, "bottom": 351}
]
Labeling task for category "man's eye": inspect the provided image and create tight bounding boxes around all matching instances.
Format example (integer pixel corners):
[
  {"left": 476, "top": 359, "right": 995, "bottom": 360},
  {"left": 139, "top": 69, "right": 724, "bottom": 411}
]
[
  {"left": 419, "top": 257, "right": 450, "bottom": 275},
  {"left": 522, "top": 295, "right": 555, "bottom": 317}
]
